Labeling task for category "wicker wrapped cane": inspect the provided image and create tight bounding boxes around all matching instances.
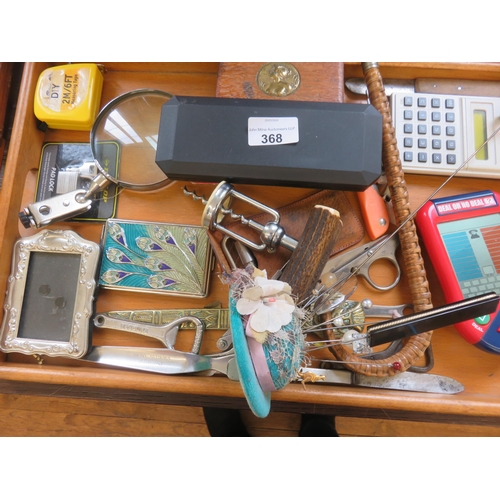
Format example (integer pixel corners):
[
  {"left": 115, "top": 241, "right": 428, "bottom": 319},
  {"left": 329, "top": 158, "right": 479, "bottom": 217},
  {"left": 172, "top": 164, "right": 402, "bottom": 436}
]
[{"left": 326, "top": 62, "right": 434, "bottom": 376}]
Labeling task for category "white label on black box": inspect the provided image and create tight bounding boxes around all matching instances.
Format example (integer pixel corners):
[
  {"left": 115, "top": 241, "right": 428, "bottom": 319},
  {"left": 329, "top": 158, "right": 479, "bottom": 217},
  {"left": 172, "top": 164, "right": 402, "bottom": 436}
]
[{"left": 248, "top": 117, "right": 299, "bottom": 146}]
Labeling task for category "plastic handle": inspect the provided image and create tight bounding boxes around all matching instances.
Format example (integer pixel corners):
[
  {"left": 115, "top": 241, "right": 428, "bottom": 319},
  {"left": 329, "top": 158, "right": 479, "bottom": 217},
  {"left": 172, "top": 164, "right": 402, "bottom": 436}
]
[{"left": 357, "top": 185, "right": 390, "bottom": 240}]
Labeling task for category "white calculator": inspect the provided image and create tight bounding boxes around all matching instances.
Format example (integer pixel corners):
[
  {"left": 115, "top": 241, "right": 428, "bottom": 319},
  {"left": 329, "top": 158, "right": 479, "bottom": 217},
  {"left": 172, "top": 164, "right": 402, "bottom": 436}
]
[{"left": 391, "top": 92, "right": 500, "bottom": 178}]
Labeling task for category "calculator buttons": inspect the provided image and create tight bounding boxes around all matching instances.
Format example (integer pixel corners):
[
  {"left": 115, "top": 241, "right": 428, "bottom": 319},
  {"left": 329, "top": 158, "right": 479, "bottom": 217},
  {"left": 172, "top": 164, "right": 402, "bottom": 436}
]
[{"left": 392, "top": 92, "right": 500, "bottom": 178}]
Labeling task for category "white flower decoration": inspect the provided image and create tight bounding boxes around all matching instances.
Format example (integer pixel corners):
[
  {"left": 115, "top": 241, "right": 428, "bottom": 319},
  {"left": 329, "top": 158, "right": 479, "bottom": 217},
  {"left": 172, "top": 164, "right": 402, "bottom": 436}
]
[{"left": 236, "top": 272, "right": 295, "bottom": 342}]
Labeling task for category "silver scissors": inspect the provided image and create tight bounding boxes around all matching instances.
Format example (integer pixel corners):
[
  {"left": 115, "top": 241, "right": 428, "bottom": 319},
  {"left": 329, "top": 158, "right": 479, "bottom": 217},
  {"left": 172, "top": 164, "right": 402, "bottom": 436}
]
[{"left": 320, "top": 234, "right": 401, "bottom": 291}]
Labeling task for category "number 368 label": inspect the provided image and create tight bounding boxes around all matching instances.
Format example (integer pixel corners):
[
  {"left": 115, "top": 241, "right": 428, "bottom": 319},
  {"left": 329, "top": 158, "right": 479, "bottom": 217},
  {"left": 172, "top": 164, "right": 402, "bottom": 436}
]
[{"left": 248, "top": 117, "right": 299, "bottom": 146}]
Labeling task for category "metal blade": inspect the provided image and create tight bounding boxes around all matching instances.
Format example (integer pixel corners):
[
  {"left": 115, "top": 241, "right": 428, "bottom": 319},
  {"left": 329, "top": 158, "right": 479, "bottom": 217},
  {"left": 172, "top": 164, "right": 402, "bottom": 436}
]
[
  {"left": 354, "top": 371, "right": 464, "bottom": 394},
  {"left": 84, "top": 347, "right": 462, "bottom": 393},
  {"left": 299, "top": 367, "right": 464, "bottom": 394},
  {"left": 345, "top": 78, "right": 414, "bottom": 96},
  {"left": 346, "top": 77, "right": 500, "bottom": 98}
]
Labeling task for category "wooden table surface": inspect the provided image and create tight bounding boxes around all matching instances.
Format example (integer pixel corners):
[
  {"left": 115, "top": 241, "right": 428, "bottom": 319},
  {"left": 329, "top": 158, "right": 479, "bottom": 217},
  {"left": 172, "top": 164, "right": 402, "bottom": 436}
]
[{"left": 1, "top": 62, "right": 500, "bottom": 427}]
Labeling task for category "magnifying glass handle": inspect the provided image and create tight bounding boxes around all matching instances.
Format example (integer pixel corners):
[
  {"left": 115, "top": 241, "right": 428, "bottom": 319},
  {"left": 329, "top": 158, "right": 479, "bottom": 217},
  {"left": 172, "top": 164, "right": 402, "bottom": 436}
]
[{"left": 83, "top": 172, "right": 112, "bottom": 200}]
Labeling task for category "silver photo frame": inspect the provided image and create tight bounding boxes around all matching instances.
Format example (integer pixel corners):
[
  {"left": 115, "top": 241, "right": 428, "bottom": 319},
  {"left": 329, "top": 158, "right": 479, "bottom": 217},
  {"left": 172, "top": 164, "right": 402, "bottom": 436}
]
[{"left": 0, "top": 230, "right": 101, "bottom": 359}]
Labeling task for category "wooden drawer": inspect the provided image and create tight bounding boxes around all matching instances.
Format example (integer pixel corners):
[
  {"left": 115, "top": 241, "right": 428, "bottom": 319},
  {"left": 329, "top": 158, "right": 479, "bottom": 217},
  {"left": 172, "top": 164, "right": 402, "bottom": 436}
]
[
  {"left": 0, "top": 62, "right": 237, "bottom": 396},
  {"left": 2, "top": 62, "right": 500, "bottom": 425},
  {"left": 0, "top": 62, "right": 327, "bottom": 406}
]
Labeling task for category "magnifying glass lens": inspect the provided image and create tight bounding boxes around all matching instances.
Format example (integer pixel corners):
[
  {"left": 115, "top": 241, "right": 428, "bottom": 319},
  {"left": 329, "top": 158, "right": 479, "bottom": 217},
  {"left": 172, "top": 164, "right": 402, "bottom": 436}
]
[{"left": 91, "top": 90, "right": 173, "bottom": 191}]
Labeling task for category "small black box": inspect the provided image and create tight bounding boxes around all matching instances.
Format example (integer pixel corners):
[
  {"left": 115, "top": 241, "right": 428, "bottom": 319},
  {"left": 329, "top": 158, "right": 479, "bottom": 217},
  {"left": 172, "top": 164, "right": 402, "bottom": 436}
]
[{"left": 155, "top": 96, "right": 383, "bottom": 191}]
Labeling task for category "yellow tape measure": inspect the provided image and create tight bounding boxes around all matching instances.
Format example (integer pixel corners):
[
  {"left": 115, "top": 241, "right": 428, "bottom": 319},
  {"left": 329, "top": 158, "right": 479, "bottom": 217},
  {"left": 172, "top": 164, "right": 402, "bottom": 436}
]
[{"left": 34, "top": 63, "right": 104, "bottom": 131}]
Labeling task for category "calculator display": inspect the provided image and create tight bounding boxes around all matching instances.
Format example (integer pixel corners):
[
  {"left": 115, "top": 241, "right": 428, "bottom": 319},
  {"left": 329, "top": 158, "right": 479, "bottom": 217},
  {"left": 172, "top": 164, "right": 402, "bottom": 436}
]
[
  {"left": 473, "top": 110, "right": 488, "bottom": 160},
  {"left": 438, "top": 213, "right": 500, "bottom": 298}
]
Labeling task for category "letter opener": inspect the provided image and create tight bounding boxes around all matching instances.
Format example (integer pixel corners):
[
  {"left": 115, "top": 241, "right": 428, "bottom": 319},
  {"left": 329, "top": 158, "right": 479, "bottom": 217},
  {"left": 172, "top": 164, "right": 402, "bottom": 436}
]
[
  {"left": 345, "top": 77, "right": 500, "bottom": 97},
  {"left": 81, "top": 346, "right": 463, "bottom": 394}
]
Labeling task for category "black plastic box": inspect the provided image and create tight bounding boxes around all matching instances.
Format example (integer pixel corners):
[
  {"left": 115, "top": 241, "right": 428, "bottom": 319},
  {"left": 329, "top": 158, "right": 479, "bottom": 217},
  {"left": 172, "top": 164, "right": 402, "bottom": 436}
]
[{"left": 155, "top": 96, "right": 383, "bottom": 191}]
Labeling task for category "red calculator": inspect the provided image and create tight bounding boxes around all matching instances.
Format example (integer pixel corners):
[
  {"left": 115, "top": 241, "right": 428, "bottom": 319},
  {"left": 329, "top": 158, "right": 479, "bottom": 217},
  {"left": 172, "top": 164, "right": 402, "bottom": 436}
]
[{"left": 416, "top": 190, "right": 500, "bottom": 353}]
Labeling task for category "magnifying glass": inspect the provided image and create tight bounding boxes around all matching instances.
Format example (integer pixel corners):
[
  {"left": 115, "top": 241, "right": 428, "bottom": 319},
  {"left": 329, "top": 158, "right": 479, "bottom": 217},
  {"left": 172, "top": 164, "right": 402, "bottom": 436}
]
[{"left": 19, "top": 89, "right": 173, "bottom": 229}]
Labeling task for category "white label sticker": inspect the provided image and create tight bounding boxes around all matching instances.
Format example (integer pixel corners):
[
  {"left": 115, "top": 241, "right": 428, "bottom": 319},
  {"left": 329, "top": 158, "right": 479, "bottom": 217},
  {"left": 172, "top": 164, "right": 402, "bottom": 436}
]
[{"left": 248, "top": 117, "right": 299, "bottom": 146}]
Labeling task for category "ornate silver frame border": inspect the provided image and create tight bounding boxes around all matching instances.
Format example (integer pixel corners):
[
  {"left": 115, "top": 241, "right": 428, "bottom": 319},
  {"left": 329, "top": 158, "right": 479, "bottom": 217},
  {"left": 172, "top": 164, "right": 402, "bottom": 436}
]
[{"left": 0, "top": 230, "right": 101, "bottom": 359}]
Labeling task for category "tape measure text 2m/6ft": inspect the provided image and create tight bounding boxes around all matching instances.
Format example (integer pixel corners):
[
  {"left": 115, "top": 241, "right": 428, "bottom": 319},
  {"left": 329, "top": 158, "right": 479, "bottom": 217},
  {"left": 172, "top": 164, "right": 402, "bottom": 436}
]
[
  {"left": 416, "top": 190, "right": 500, "bottom": 354},
  {"left": 34, "top": 63, "right": 104, "bottom": 131}
]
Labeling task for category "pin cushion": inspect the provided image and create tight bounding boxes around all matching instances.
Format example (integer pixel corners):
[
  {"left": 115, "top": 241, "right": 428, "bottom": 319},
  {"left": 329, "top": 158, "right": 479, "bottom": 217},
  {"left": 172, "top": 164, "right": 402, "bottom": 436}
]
[{"left": 228, "top": 267, "right": 305, "bottom": 418}]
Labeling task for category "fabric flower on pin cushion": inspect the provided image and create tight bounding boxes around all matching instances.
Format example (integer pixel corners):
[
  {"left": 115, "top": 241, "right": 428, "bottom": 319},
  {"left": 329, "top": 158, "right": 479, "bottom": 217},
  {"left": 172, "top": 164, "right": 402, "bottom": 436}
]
[{"left": 236, "top": 269, "right": 296, "bottom": 343}]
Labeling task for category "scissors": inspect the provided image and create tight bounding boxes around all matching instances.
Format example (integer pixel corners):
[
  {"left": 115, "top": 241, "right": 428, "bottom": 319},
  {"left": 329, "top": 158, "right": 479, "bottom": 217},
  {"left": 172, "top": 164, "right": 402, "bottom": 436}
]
[{"left": 320, "top": 234, "right": 401, "bottom": 292}]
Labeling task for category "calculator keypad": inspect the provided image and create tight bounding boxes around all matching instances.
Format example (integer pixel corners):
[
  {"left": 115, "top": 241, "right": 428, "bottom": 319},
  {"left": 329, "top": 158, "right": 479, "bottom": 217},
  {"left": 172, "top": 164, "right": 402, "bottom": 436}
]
[{"left": 391, "top": 92, "right": 465, "bottom": 175}]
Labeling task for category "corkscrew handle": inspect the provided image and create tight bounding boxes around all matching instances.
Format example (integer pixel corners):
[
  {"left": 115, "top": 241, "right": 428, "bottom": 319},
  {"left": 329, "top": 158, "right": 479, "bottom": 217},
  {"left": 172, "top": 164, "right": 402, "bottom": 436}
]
[{"left": 186, "top": 181, "right": 298, "bottom": 253}]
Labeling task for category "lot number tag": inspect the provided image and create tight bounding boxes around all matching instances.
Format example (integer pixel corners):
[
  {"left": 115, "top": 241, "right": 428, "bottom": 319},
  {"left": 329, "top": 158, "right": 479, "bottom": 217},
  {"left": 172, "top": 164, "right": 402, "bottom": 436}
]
[{"left": 248, "top": 117, "right": 299, "bottom": 146}]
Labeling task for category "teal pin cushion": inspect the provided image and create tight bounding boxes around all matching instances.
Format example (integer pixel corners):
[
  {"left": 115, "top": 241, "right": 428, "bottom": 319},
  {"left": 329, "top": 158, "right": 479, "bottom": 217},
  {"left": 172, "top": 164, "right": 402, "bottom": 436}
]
[
  {"left": 230, "top": 295, "right": 272, "bottom": 418},
  {"left": 228, "top": 267, "right": 306, "bottom": 418}
]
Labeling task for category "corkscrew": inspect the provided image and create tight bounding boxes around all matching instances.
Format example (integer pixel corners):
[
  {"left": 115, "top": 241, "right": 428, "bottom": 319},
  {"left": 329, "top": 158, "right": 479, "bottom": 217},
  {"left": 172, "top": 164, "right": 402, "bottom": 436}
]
[{"left": 183, "top": 181, "right": 298, "bottom": 253}]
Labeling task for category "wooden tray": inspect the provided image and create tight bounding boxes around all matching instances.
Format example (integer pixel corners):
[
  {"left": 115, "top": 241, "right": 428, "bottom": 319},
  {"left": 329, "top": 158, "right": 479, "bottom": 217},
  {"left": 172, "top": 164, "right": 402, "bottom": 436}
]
[
  {"left": 0, "top": 62, "right": 332, "bottom": 401},
  {"left": 2, "top": 62, "right": 500, "bottom": 425}
]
